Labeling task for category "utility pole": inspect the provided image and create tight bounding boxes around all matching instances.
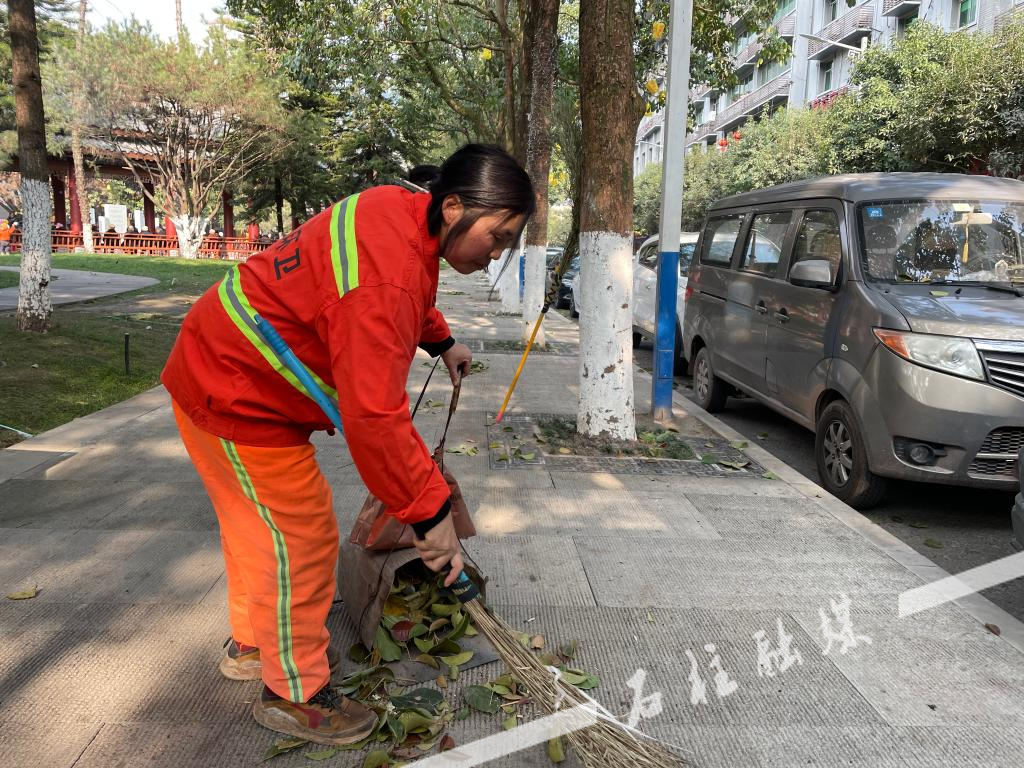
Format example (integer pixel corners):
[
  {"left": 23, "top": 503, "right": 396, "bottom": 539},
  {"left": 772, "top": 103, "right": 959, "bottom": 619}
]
[{"left": 651, "top": 0, "right": 693, "bottom": 421}]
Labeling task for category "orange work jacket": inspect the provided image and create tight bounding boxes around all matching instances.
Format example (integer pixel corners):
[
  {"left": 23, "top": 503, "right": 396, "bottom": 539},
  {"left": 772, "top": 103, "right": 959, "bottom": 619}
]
[{"left": 162, "top": 186, "right": 454, "bottom": 525}]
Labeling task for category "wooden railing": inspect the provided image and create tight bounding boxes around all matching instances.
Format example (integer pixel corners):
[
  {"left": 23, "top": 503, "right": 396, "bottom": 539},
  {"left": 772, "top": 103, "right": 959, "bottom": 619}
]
[{"left": 6, "top": 231, "right": 271, "bottom": 260}]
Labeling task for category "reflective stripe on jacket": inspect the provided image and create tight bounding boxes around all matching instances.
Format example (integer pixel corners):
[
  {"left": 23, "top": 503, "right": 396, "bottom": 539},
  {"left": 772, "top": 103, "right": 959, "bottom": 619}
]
[{"left": 162, "top": 186, "right": 453, "bottom": 525}]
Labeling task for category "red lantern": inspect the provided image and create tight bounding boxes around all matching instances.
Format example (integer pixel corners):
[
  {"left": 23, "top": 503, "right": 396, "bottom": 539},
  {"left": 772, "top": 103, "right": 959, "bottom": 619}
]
[
  {"left": 732, "top": 131, "right": 743, "bottom": 141},
  {"left": 717, "top": 138, "right": 729, "bottom": 149}
]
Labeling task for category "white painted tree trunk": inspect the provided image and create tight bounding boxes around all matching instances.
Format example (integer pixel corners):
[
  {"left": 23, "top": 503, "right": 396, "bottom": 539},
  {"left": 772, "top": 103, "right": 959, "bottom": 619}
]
[
  {"left": 522, "top": 243, "right": 546, "bottom": 347},
  {"left": 498, "top": 248, "right": 521, "bottom": 314},
  {"left": 576, "top": 231, "right": 635, "bottom": 440},
  {"left": 171, "top": 214, "right": 209, "bottom": 260},
  {"left": 16, "top": 177, "right": 53, "bottom": 331}
]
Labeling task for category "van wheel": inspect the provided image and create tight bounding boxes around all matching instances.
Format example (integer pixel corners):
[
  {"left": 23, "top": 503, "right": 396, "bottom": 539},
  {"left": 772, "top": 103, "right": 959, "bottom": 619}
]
[
  {"left": 569, "top": 291, "right": 579, "bottom": 319},
  {"left": 674, "top": 325, "right": 686, "bottom": 376},
  {"left": 691, "top": 346, "right": 728, "bottom": 412},
  {"left": 815, "top": 400, "right": 887, "bottom": 509}
]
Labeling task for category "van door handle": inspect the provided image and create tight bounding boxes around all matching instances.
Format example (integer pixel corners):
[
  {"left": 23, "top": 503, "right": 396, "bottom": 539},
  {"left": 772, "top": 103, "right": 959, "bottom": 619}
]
[
  {"left": 755, "top": 301, "right": 768, "bottom": 315},
  {"left": 775, "top": 308, "right": 790, "bottom": 324}
]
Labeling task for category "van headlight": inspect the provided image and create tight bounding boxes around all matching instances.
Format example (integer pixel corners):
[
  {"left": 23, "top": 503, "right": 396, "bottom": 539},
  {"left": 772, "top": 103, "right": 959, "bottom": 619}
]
[{"left": 873, "top": 329, "right": 984, "bottom": 380}]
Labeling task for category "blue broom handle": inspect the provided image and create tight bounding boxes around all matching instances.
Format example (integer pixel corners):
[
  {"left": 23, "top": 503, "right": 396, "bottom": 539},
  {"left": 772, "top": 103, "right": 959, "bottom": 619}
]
[{"left": 253, "top": 314, "right": 344, "bottom": 431}]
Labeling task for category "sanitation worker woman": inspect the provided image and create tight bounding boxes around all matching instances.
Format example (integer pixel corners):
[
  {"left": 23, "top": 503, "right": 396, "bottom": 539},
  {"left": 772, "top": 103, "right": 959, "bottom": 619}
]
[{"left": 162, "top": 145, "right": 533, "bottom": 745}]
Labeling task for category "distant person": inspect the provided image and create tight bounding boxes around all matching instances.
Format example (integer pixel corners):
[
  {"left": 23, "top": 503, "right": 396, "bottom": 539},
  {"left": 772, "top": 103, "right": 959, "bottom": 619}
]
[
  {"left": 0, "top": 219, "right": 11, "bottom": 253},
  {"left": 407, "top": 164, "right": 442, "bottom": 190}
]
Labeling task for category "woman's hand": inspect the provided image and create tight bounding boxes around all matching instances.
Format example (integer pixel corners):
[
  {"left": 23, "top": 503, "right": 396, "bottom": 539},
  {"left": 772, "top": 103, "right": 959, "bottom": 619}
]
[
  {"left": 413, "top": 514, "right": 465, "bottom": 587},
  {"left": 440, "top": 342, "right": 473, "bottom": 386}
]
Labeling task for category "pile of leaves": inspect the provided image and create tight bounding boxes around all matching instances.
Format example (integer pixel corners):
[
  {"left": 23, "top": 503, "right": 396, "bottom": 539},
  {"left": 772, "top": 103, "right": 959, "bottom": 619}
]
[{"left": 536, "top": 416, "right": 696, "bottom": 460}]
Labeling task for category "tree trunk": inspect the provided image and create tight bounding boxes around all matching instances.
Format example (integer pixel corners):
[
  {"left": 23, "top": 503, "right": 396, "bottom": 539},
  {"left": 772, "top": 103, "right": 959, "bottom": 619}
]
[
  {"left": 274, "top": 176, "right": 285, "bottom": 233},
  {"left": 9, "top": 0, "right": 53, "bottom": 332},
  {"left": 521, "top": 0, "right": 560, "bottom": 348},
  {"left": 175, "top": 0, "right": 184, "bottom": 42},
  {"left": 498, "top": 246, "right": 521, "bottom": 314},
  {"left": 71, "top": 0, "right": 93, "bottom": 251},
  {"left": 171, "top": 214, "right": 208, "bottom": 259},
  {"left": 577, "top": 0, "right": 636, "bottom": 440}
]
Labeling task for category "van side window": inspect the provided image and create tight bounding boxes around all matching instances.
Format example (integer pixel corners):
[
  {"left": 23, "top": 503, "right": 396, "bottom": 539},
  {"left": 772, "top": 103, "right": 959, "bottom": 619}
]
[
  {"left": 791, "top": 210, "right": 841, "bottom": 284},
  {"left": 740, "top": 211, "right": 792, "bottom": 278},
  {"left": 701, "top": 216, "right": 743, "bottom": 266}
]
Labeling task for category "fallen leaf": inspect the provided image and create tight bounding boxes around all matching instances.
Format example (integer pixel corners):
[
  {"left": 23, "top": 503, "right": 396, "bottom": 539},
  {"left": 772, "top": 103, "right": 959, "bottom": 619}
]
[
  {"left": 520, "top": 452, "right": 536, "bottom": 461},
  {"left": 701, "top": 454, "right": 717, "bottom": 465},
  {"left": 375, "top": 626, "right": 403, "bottom": 662},
  {"left": 262, "top": 737, "right": 308, "bottom": 761},
  {"left": 761, "top": 471, "right": 780, "bottom": 480},
  {"left": 455, "top": 706, "right": 471, "bottom": 721},
  {"left": 415, "top": 653, "right": 439, "bottom": 669},
  {"left": 557, "top": 447, "right": 572, "bottom": 455},
  {"left": 436, "top": 674, "right": 448, "bottom": 689},
  {"left": 305, "top": 747, "right": 340, "bottom": 761},
  {"left": 923, "top": 538, "right": 944, "bottom": 549},
  {"left": 502, "top": 715, "right": 518, "bottom": 730},
  {"left": 439, "top": 734, "right": 456, "bottom": 752},
  {"left": 718, "top": 459, "right": 750, "bottom": 470},
  {"left": 5, "top": 586, "right": 38, "bottom": 600},
  {"left": 908, "top": 521, "right": 929, "bottom": 529},
  {"left": 559, "top": 640, "right": 577, "bottom": 660},
  {"left": 439, "top": 650, "right": 474, "bottom": 666},
  {"left": 463, "top": 685, "right": 501, "bottom": 714},
  {"left": 547, "top": 736, "right": 566, "bottom": 763},
  {"left": 730, "top": 440, "right": 748, "bottom": 449},
  {"left": 390, "top": 688, "right": 445, "bottom": 713},
  {"left": 363, "top": 750, "right": 391, "bottom": 768},
  {"left": 757, "top": 432, "right": 769, "bottom": 439},
  {"left": 530, "top": 634, "right": 545, "bottom": 650},
  {"left": 985, "top": 623, "right": 1001, "bottom": 636},
  {"left": 489, "top": 441, "right": 501, "bottom": 449},
  {"left": 390, "top": 620, "right": 416, "bottom": 643}
]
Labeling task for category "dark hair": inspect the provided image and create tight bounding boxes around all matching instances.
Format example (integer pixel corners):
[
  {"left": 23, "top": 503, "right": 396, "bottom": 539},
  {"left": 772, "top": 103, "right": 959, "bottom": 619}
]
[
  {"left": 427, "top": 144, "right": 535, "bottom": 252},
  {"left": 407, "top": 164, "right": 442, "bottom": 189}
]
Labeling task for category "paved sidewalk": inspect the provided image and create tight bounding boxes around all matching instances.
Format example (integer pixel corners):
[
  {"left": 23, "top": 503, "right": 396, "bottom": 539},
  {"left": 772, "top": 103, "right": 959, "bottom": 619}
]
[
  {"left": 0, "top": 266, "right": 159, "bottom": 310},
  {"left": 1, "top": 270, "right": 1022, "bottom": 767}
]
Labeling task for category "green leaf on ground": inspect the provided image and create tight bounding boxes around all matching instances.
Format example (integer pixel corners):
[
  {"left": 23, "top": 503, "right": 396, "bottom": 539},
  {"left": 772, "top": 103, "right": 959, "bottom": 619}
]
[
  {"left": 5, "top": 586, "right": 38, "bottom": 600},
  {"left": 701, "top": 454, "right": 717, "bottom": 464},
  {"left": 730, "top": 440, "right": 749, "bottom": 449},
  {"left": 718, "top": 459, "right": 749, "bottom": 470},
  {"left": 489, "top": 441, "right": 501, "bottom": 449},
  {"left": 389, "top": 687, "right": 444, "bottom": 713},
  {"left": 761, "top": 471, "right": 780, "bottom": 480},
  {"left": 924, "top": 538, "right": 944, "bottom": 549},
  {"left": 502, "top": 715, "right": 518, "bottom": 730},
  {"left": 456, "top": 706, "right": 472, "bottom": 721},
  {"left": 757, "top": 432, "right": 769, "bottom": 439},
  {"left": 909, "top": 521, "right": 929, "bottom": 529},
  {"left": 464, "top": 685, "right": 501, "bottom": 714},
  {"left": 305, "top": 747, "right": 340, "bottom": 761},
  {"left": 439, "top": 650, "right": 474, "bottom": 666},
  {"left": 261, "top": 737, "right": 308, "bottom": 761},
  {"left": 547, "top": 736, "right": 566, "bottom": 763},
  {"left": 362, "top": 750, "right": 390, "bottom": 768},
  {"left": 414, "top": 653, "right": 439, "bottom": 669},
  {"left": 374, "top": 626, "right": 403, "bottom": 662}
]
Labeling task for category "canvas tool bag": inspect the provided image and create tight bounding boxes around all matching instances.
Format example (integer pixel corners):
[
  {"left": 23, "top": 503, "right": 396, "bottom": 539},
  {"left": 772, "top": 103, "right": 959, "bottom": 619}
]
[{"left": 339, "top": 364, "right": 484, "bottom": 651}]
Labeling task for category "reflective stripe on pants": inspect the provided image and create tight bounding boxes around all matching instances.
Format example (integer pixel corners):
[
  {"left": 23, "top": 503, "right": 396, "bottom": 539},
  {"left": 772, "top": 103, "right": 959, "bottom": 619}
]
[{"left": 173, "top": 400, "right": 338, "bottom": 702}]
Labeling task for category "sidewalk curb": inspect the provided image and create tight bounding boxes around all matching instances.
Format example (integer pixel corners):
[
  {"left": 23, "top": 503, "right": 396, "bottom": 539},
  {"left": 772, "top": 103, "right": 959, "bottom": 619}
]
[{"left": 647, "top": 374, "right": 1024, "bottom": 655}]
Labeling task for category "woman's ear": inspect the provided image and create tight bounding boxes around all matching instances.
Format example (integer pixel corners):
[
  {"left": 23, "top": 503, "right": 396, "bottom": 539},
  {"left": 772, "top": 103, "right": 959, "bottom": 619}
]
[{"left": 441, "top": 195, "right": 464, "bottom": 227}]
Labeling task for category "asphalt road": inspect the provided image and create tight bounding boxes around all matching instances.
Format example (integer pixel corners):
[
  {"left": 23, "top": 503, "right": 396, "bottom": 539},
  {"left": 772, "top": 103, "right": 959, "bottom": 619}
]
[{"left": 558, "top": 306, "right": 1024, "bottom": 624}]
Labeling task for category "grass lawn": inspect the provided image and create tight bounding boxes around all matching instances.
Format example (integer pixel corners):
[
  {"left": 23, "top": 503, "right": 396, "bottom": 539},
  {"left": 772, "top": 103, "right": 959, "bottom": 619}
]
[
  {"left": 0, "top": 270, "right": 19, "bottom": 289},
  {"left": 0, "top": 252, "right": 234, "bottom": 448}
]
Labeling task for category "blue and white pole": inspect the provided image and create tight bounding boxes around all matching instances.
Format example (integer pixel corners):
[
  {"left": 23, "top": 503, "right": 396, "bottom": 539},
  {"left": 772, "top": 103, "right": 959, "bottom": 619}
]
[{"left": 652, "top": 0, "right": 694, "bottom": 421}]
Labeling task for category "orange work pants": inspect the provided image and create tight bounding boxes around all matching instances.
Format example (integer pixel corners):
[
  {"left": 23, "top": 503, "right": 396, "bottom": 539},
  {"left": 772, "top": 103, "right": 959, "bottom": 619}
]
[{"left": 173, "top": 401, "right": 338, "bottom": 703}]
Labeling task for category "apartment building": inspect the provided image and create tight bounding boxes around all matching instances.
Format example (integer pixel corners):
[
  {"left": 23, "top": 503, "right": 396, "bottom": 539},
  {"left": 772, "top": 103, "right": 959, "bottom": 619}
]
[{"left": 633, "top": 0, "right": 1024, "bottom": 171}]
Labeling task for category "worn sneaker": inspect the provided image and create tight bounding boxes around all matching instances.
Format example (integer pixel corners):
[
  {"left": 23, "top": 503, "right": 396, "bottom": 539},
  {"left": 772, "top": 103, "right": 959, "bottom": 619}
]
[
  {"left": 219, "top": 639, "right": 261, "bottom": 680},
  {"left": 252, "top": 684, "right": 377, "bottom": 745},
  {"left": 219, "top": 639, "right": 343, "bottom": 681}
]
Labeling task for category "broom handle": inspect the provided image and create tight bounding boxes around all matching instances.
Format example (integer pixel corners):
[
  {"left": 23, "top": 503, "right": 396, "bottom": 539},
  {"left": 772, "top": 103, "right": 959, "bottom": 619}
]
[{"left": 496, "top": 308, "right": 547, "bottom": 422}]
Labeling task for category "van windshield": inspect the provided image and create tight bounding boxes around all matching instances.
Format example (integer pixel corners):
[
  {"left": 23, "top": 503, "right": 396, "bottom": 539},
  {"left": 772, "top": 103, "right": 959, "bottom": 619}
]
[{"left": 859, "top": 200, "right": 1024, "bottom": 286}]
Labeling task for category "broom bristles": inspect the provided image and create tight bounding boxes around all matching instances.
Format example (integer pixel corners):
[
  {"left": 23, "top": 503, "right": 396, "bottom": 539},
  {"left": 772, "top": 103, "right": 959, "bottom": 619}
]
[{"left": 462, "top": 599, "right": 691, "bottom": 767}]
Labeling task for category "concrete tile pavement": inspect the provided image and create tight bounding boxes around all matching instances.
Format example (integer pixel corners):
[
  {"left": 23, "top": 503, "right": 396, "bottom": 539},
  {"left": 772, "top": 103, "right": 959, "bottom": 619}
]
[
  {"left": 0, "top": 266, "right": 159, "bottom": 311},
  {"left": 0, "top": 269, "right": 1022, "bottom": 766}
]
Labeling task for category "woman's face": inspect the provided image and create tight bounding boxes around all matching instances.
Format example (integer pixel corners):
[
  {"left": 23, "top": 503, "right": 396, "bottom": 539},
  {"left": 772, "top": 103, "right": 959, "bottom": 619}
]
[{"left": 440, "top": 196, "right": 525, "bottom": 274}]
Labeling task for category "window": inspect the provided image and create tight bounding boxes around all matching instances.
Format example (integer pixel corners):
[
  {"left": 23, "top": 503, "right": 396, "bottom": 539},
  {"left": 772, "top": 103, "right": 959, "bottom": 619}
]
[
  {"left": 826, "top": 0, "right": 840, "bottom": 23},
  {"left": 774, "top": 0, "right": 796, "bottom": 21},
  {"left": 741, "top": 212, "right": 792, "bottom": 277},
  {"left": 896, "top": 14, "right": 916, "bottom": 38},
  {"left": 731, "top": 73, "right": 754, "bottom": 101},
  {"left": 958, "top": 0, "right": 977, "bottom": 27},
  {"left": 638, "top": 243, "right": 698, "bottom": 275},
  {"left": 760, "top": 56, "right": 791, "bottom": 85},
  {"left": 820, "top": 61, "right": 834, "bottom": 94},
  {"left": 701, "top": 216, "right": 744, "bottom": 266},
  {"left": 791, "top": 210, "right": 842, "bottom": 284}
]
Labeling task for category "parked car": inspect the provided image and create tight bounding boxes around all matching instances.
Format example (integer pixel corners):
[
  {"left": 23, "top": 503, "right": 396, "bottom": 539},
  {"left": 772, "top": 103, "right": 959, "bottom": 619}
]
[
  {"left": 682, "top": 173, "right": 1024, "bottom": 508},
  {"left": 631, "top": 233, "right": 700, "bottom": 373},
  {"left": 558, "top": 255, "right": 580, "bottom": 313},
  {"left": 1013, "top": 449, "right": 1023, "bottom": 551}
]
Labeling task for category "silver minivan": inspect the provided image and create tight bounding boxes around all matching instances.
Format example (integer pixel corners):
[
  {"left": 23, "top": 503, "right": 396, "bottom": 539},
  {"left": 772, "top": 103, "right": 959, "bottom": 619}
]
[{"left": 682, "top": 173, "right": 1024, "bottom": 508}]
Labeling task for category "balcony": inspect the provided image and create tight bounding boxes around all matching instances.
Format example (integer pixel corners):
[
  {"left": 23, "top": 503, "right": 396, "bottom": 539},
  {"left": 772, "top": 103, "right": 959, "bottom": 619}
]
[
  {"left": 734, "top": 12, "right": 796, "bottom": 73},
  {"left": 686, "top": 118, "right": 719, "bottom": 146},
  {"left": 692, "top": 82, "right": 717, "bottom": 100},
  {"left": 716, "top": 77, "right": 791, "bottom": 130},
  {"left": 881, "top": 0, "right": 919, "bottom": 17},
  {"left": 777, "top": 11, "right": 797, "bottom": 38},
  {"left": 808, "top": 2, "right": 875, "bottom": 61}
]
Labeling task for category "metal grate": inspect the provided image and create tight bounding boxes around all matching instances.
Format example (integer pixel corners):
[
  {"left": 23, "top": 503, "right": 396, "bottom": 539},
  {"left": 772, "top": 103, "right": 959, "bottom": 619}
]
[
  {"left": 977, "top": 342, "right": 1024, "bottom": 399},
  {"left": 968, "top": 427, "right": 1023, "bottom": 480}
]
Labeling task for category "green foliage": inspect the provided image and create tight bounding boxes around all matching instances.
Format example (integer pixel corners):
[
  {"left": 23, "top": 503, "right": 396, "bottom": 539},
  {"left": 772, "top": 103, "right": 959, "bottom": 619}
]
[
  {"left": 547, "top": 203, "right": 572, "bottom": 246},
  {"left": 633, "top": 163, "right": 662, "bottom": 235},
  {"left": 823, "top": 20, "right": 1024, "bottom": 176}
]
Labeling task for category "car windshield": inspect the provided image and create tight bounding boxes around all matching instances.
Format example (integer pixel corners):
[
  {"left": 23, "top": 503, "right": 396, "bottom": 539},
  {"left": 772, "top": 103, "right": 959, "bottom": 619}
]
[{"left": 860, "top": 199, "right": 1024, "bottom": 285}]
